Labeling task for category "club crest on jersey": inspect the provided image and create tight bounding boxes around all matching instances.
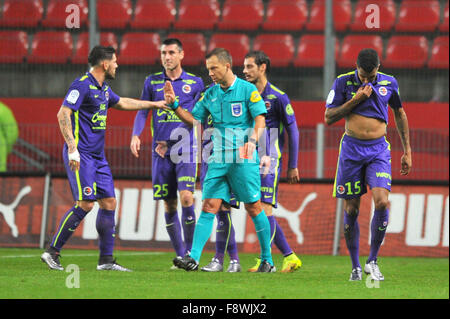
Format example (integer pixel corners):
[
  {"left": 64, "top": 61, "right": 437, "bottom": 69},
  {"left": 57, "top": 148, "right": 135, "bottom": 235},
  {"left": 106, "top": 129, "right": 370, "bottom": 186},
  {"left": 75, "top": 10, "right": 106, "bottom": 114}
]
[
  {"left": 265, "top": 101, "right": 271, "bottom": 111},
  {"left": 182, "top": 84, "right": 191, "bottom": 94},
  {"left": 337, "top": 185, "right": 345, "bottom": 195},
  {"left": 105, "top": 91, "right": 109, "bottom": 101},
  {"left": 378, "top": 86, "right": 388, "bottom": 96},
  {"left": 83, "top": 186, "right": 93, "bottom": 196},
  {"left": 231, "top": 103, "right": 242, "bottom": 117}
]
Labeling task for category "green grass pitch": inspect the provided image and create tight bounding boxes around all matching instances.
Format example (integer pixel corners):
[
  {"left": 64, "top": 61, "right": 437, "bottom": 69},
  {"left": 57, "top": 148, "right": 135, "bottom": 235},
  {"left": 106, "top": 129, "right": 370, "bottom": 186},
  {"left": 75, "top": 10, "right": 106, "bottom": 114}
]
[{"left": 0, "top": 248, "right": 448, "bottom": 299}]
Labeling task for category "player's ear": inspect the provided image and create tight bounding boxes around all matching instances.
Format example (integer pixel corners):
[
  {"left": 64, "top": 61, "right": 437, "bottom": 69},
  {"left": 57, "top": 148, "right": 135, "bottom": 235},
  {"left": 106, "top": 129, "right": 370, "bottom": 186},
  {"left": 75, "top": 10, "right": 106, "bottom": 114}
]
[{"left": 179, "top": 49, "right": 184, "bottom": 61}]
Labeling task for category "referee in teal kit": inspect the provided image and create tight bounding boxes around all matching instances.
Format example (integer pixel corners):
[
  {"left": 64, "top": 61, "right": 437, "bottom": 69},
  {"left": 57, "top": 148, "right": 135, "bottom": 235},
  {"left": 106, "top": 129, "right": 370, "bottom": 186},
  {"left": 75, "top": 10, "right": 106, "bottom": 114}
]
[{"left": 165, "top": 48, "right": 275, "bottom": 272}]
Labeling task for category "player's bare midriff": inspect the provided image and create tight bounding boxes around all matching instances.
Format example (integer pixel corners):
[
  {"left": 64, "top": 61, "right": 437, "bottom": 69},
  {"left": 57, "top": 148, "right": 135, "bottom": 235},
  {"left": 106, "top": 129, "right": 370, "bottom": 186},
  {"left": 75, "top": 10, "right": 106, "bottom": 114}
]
[{"left": 345, "top": 113, "right": 386, "bottom": 140}]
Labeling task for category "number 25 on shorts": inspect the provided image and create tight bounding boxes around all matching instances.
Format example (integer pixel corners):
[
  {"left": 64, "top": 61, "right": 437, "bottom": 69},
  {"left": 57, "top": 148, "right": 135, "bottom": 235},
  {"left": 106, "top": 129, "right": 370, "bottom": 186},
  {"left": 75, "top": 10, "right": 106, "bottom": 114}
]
[{"left": 154, "top": 184, "right": 168, "bottom": 198}]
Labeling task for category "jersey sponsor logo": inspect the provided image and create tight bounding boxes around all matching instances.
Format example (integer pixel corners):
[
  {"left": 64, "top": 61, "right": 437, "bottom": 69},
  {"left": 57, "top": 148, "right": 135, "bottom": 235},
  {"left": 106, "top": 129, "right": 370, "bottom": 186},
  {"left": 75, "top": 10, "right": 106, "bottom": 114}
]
[
  {"left": 66, "top": 89, "right": 80, "bottom": 104},
  {"left": 285, "top": 104, "right": 294, "bottom": 116},
  {"left": 250, "top": 91, "right": 262, "bottom": 103},
  {"left": 378, "top": 86, "right": 388, "bottom": 96},
  {"left": 182, "top": 84, "right": 191, "bottom": 94},
  {"left": 326, "top": 90, "right": 335, "bottom": 105},
  {"left": 83, "top": 186, "right": 93, "bottom": 196},
  {"left": 231, "top": 103, "right": 242, "bottom": 117},
  {"left": 337, "top": 185, "right": 345, "bottom": 195}
]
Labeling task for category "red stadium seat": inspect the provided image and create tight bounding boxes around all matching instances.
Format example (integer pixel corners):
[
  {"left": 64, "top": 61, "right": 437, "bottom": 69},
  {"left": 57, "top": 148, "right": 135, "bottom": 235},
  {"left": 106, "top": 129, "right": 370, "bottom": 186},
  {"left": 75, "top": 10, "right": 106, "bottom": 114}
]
[
  {"left": 262, "top": 0, "right": 308, "bottom": 31},
  {"left": 72, "top": 32, "right": 118, "bottom": 64},
  {"left": 130, "top": 0, "right": 176, "bottom": 30},
  {"left": 428, "top": 36, "right": 449, "bottom": 69},
  {"left": 252, "top": 34, "right": 294, "bottom": 67},
  {"left": 175, "top": 0, "right": 220, "bottom": 30},
  {"left": 42, "top": 0, "right": 88, "bottom": 28},
  {"left": 97, "top": 0, "right": 132, "bottom": 29},
  {"left": 294, "top": 34, "right": 338, "bottom": 68},
  {"left": 166, "top": 33, "right": 206, "bottom": 66},
  {"left": 306, "top": 0, "right": 351, "bottom": 32},
  {"left": 351, "top": 0, "right": 396, "bottom": 32},
  {"left": 0, "top": 31, "right": 29, "bottom": 63},
  {"left": 28, "top": 31, "right": 73, "bottom": 64},
  {"left": 383, "top": 36, "right": 429, "bottom": 69},
  {"left": 440, "top": 1, "right": 449, "bottom": 32},
  {"left": 208, "top": 33, "right": 250, "bottom": 64},
  {"left": 0, "top": 0, "right": 43, "bottom": 28},
  {"left": 217, "top": 0, "right": 264, "bottom": 31},
  {"left": 395, "top": 0, "right": 440, "bottom": 32},
  {"left": 337, "top": 35, "right": 383, "bottom": 69},
  {"left": 119, "top": 32, "right": 160, "bottom": 65}
]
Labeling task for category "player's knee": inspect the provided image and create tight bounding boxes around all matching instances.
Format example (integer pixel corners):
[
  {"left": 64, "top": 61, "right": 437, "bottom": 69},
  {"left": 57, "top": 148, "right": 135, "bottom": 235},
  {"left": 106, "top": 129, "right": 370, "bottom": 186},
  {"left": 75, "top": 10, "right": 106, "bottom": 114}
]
[
  {"left": 374, "top": 198, "right": 389, "bottom": 212},
  {"left": 78, "top": 200, "right": 95, "bottom": 212},
  {"left": 99, "top": 197, "right": 117, "bottom": 211},
  {"left": 164, "top": 198, "right": 178, "bottom": 212},
  {"left": 179, "top": 191, "right": 194, "bottom": 207}
]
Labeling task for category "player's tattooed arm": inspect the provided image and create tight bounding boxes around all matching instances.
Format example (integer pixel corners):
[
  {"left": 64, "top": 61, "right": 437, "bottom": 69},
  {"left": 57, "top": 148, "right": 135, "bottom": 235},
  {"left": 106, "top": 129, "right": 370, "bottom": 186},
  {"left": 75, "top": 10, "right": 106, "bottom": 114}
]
[
  {"left": 325, "top": 86, "right": 372, "bottom": 125},
  {"left": 57, "top": 106, "right": 76, "bottom": 152},
  {"left": 393, "top": 107, "right": 412, "bottom": 175},
  {"left": 113, "top": 97, "right": 170, "bottom": 111}
]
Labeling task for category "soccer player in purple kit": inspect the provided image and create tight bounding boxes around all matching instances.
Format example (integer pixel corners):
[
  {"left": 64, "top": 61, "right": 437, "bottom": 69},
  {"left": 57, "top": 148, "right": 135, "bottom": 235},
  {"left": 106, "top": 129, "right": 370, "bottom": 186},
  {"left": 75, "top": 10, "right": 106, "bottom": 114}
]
[
  {"left": 41, "top": 46, "right": 169, "bottom": 271},
  {"left": 243, "top": 51, "right": 302, "bottom": 272},
  {"left": 325, "top": 49, "right": 412, "bottom": 281},
  {"left": 130, "top": 38, "right": 204, "bottom": 267}
]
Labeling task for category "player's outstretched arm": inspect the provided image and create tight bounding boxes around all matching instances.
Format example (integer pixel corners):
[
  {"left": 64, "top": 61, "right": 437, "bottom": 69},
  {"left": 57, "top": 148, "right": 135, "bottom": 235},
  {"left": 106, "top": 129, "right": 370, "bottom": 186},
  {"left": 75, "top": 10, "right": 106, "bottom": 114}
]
[
  {"left": 393, "top": 107, "right": 412, "bottom": 175},
  {"left": 113, "top": 97, "right": 170, "bottom": 111},
  {"left": 57, "top": 106, "right": 79, "bottom": 171},
  {"left": 325, "top": 85, "right": 372, "bottom": 125}
]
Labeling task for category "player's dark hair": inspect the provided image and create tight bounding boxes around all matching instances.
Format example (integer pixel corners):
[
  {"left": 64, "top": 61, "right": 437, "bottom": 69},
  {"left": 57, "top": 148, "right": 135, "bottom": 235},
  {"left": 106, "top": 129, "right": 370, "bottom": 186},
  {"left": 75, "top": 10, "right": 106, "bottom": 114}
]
[
  {"left": 245, "top": 50, "right": 271, "bottom": 74},
  {"left": 357, "top": 48, "right": 380, "bottom": 73},
  {"left": 88, "top": 45, "right": 116, "bottom": 67},
  {"left": 162, "top": 38, "right": 183, "bottom": 51},
  {"left": 206, "top": 48, "right": 232, "bottom": 66}
]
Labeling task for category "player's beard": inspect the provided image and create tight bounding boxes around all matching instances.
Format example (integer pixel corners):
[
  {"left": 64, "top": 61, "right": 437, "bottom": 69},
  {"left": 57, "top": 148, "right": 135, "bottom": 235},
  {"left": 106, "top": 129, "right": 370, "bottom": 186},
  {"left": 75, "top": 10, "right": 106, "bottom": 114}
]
[{"left": 105, "top": 69, "right": 116, "bottom": 80}]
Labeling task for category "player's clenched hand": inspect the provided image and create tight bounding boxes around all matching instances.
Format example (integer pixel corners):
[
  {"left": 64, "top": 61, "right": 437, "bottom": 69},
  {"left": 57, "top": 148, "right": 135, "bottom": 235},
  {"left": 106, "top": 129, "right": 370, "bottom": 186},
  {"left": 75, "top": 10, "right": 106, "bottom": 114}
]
[
  {"left": 163, "top": 81, "right": 176, "bottom": 105},
  {"left": 155, "top": 141, "right": 168, "bottom": 158},
  {"left": 68, "top": 148, "right": 80, "bottom": 171},
  {"left": 260, "top": 155, "right": 271, "bottom": 177},
  {"left": 287, "top": 167, "right": 300, "bottom": 184},
  {"left": 354, "top": 85, "right": 372, "bottom": 102},
  {"left": 400, "top": 152, "right": 412, "bottom": 175},
  {"left": 130, "top": 135, "right": 141, "bottom": 158}
]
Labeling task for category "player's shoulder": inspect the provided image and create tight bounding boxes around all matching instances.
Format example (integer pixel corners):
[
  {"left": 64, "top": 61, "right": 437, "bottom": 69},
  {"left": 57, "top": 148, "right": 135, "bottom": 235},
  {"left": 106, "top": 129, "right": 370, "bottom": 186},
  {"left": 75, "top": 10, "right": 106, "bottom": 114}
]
[
  {"left": 336, "top": 70, "right": 356, "bottom": 81},
  {"left": 144, "top": 72, "right": 165, "bottom": 85},
  {"left": 183, "top": 71, "right": 203, "bottom": 82},
  {"left": 377, "top": 71, "right": 399, "bottom": 87},
  {"left": 267, "top": 82, "right": 288, "bottom": 99}
]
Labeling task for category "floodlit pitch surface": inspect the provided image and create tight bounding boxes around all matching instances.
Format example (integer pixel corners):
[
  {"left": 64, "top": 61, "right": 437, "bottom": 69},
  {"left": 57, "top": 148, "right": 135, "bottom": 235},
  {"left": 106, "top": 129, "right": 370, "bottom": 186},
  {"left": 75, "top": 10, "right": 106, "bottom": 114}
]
[{"left": 0, "top": 248, "right": 448, "bottom": 299}]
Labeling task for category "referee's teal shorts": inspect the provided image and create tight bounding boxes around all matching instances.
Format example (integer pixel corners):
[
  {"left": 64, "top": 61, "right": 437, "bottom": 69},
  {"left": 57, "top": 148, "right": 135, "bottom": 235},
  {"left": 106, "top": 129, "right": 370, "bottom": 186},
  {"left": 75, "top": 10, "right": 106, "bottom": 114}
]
[{"left": 202, "top": 161, "right": 261, "bottom": 204}]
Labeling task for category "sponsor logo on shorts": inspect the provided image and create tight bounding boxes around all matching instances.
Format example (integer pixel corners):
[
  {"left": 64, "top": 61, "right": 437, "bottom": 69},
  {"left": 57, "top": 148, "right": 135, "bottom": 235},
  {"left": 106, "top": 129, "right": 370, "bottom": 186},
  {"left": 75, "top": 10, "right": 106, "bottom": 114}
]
[{"left": 83, "top": 186, "right": 93, "bottom": 196}]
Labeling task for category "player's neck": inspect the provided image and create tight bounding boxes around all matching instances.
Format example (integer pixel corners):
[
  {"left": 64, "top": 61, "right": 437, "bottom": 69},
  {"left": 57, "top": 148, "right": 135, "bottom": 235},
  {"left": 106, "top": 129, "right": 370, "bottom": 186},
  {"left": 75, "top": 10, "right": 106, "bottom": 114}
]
[
  {"left": 89, "top": 68, "right": 105, "bottom": 87},
  {"left": 165, "top": 66, "right": 183, "bottom": 81},
  {"left": 255, "top": 77, "right": 268, "bottom": 94}
]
